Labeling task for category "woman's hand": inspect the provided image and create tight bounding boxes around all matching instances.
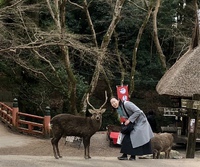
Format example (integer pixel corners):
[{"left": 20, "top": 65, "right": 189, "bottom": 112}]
[{"left": 125, "top": 119, "right": 130, "bottom": 125}]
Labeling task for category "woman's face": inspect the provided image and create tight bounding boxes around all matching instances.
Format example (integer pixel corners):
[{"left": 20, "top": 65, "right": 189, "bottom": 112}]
[{"left": 110, "top": 98, "right": 119, "bottom": 108}]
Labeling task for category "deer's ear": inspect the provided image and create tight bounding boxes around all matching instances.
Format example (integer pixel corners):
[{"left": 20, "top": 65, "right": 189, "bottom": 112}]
[
  {"left": 88, "top": 109, "right": 95, "bottom": 114},
  {"left": 100, "top": 109, "right": 106, "bottom": 114}
]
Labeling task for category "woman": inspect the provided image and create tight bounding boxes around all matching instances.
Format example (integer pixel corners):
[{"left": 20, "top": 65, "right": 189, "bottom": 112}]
[{"left": 110, "top": 97, "right": 154, "bottom": 160}]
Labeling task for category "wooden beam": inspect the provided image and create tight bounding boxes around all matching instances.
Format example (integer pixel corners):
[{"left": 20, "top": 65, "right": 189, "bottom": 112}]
[{"left": 185, "top": 94, "right": 200, "bottom": 158}]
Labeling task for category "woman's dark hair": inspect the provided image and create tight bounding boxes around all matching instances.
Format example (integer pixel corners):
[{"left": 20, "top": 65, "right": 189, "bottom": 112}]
[
  {"left": 110, "top": 96, "right": 123, "bottom": 104},
  {"left": 109, "top": 96, "right": 118, "bottom": 101}
]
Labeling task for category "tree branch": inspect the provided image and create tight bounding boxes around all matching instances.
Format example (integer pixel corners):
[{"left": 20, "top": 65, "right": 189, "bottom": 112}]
[{"left": 68, "top": 0, "right": 84, "bottom": 9}]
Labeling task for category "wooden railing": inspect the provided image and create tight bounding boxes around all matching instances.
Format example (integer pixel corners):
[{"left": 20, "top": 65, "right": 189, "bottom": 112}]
[
  {"left": 17, "top": 112, "right": 45, "bottom": 136},
  {"left": 0, "top": 102, "right": 13, "bottom": 127},
  {"left": 0, "top": 99, "right": 51, "bottom": 138}
]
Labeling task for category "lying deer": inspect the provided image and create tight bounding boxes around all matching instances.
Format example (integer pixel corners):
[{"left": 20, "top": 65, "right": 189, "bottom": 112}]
[{"left": 50, "top": 91, "right": 108, "bottom": 159}]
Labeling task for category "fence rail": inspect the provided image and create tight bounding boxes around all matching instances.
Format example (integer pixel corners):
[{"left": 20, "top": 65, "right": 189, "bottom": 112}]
[
  {"left": 0, "top": 99, "right": 51, "bottom": 138},
  {"left": 0, "top": 102, "right": 13, "bottom": 127}
]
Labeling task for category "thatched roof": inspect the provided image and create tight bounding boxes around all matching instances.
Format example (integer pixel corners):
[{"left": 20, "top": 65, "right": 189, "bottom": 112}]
[{"left": 156, "top": 46, "right": 200, "bottom": 97}]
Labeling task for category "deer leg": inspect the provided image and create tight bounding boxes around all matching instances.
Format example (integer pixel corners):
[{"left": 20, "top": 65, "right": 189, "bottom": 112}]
[
  {"left": 153, "top": 149, "right": 158, "bottom": 159},
  {"left": 165, "top": 151, "right": 168, "bottom": 159},
  {"left": 157, "top": 151, "right": 160, "bottom": 159},
  {"left": 51, "top": 137, "right": 59, "bottom": 159},
  {"left": 169, "top": 151, "right": 171, "bottom": 158},
  {"left": 153, "top": 152, "right": 156, "bottom": 159},
  {"left": 87, "top": 144, "right": 90, "bottom": 159},
  {"left": 166, "top": 149, "right": 171, "bottom": 159},
  {"left": 51, "top": 135, "right": 62, "bottom": 159},
  {"left": 83, "top": 137, "right": 91, "bottom": 159},
  {"left": 56, "top": 140, "right": 62, "bottom": 158}
]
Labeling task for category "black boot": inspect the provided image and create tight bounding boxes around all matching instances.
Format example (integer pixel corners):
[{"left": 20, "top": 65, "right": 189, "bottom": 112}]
[
  {"left": 117, "top": 154, "right": 128, "bottom": 160},
  {"left": 129, "top": 155, "right": 136, "bottom": 160}
]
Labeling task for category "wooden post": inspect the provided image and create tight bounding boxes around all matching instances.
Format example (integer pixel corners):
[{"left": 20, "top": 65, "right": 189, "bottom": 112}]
[
  {"left": 44, "top": 106, "right": 51, "bottom": 138},
  {"left": 12, "top": 98, "right": 19, "bottom": 127},
  {"left": 185, "top": 94, "right": 200, "bottom": 158}
]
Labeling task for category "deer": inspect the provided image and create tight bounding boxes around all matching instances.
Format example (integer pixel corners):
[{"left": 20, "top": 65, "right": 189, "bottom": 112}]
[
  {"left": 151, "top": 132, "right": 174, "bottom": 159},
  {"left": 50, "top": 91, "right": 108, "bottom": 159}
]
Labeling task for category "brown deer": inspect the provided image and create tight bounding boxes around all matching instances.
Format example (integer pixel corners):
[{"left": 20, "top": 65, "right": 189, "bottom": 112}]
[
  {"left": 151, "top": 133, "right": 174, "bottom": 159},
  {"left": 50, "top": 91, "right": 108, "bottom": 159}
]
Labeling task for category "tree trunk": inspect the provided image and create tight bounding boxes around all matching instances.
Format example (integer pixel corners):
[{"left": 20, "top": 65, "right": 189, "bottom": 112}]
[
  {"left": 190, "top": 0, "right": 199, "bottom": 49},
  {"left": 80, "top": 0, "right": 125, "bottom": 114},
  {"left": 81, "top": 0, "right": 113, "bottom": 110},
  {"left": 129, "top": 6, "right": 153, "bottom": 98},
  {"left": 114, "top": 30, "right": 125, "bottom": 87},
  {"left": 152, "top": 0, "right": 166, "bottom": 70},
  {"left": 47, "top": 0, "right": 78, "bottom": 115}
]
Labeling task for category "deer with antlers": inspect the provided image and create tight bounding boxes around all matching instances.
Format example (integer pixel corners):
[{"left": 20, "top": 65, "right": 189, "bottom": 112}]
[{"left": 50, "top": 91, "right": 108, "bottom": 159}]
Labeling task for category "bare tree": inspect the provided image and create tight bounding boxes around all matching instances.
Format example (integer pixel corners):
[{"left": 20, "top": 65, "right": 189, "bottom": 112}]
[
  {"left": 0, "top": 0, "right": 126, "bottom": 115},
  {"left": 0, "top": 1, "right": 97, "bottom": 114},
  {"left": 68, "top": 0, "right": 126, "bottom": 113}
]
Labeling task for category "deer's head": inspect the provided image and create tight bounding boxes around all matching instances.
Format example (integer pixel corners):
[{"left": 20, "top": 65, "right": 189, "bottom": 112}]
[{"left": 86, "top": 91, "right": 108, "bottom": 120}]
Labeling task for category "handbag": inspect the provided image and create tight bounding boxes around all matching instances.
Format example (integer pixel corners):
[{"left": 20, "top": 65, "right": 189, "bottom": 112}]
[
  {"left": 121, "top": 122, "right": 134, "bottom": 134},
  {"left": 120, "top": 102, "right": 134, "bottom": 134}
]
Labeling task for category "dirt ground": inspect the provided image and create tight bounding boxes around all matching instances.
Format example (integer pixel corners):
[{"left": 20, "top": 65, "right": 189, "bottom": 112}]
[
  {"left": 0, "top": 121, "right": 200, "bottom": 159},
  {"left": 0, "top": 121, "right": 120, "bottom": 157}
]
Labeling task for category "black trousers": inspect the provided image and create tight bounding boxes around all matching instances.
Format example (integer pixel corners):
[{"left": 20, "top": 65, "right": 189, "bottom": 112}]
[{"left": 120, "top": 134, "right": 152, "bottom": 156}]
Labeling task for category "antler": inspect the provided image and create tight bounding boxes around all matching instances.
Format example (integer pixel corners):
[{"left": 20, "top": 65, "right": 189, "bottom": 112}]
[
  {"left": 99, "top": 91, "right": 108, "bottom": 109},
  {"left": 86, "top": 91, "right": 108, "bottom": 110},
  {"left": 86, "top": 93, "right": 96, "bottom": 110}
]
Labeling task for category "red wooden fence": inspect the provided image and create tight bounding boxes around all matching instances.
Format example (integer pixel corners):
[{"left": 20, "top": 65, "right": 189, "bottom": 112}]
[{"left": 0, "top": 99, "right": 51, "bottom": 138}]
